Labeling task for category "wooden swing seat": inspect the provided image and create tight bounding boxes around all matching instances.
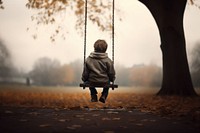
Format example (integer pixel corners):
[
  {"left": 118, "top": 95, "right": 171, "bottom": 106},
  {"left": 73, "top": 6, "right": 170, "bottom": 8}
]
[{"left": 80, "top": 83, "right": 118, "bottom": 90}]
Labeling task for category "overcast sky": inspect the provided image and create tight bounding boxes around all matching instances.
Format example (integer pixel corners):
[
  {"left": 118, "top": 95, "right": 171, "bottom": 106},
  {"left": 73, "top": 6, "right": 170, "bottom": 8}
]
[{"left": 0, "top": 0, "right": 200, "bottom": 72}]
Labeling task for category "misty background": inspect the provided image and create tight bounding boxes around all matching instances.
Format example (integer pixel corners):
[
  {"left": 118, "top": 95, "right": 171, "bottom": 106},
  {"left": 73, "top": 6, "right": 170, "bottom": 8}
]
[{"left": 0, "top": 0, "right": 200, "bottom": 88}]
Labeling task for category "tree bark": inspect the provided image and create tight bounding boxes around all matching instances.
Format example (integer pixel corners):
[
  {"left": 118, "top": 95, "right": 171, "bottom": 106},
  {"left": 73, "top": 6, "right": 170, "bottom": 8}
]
[{"left": 139, "top": 0, "right": 197, "bottom": 96}]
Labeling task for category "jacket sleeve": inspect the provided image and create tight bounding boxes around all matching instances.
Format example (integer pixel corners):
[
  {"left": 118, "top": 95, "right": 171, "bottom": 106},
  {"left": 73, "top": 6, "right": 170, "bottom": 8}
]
[
  {"left": 82, "top": 63, "right": 89, "bottom": 82},
  {"left": 107, "top": 60, "right": 116, "bottom": 82}
]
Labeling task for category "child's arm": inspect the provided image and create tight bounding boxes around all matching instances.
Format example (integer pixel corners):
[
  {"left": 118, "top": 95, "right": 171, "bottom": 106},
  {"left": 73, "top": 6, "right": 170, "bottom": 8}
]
[
  {"left": 107, "top": 61, "right": 116, "bottom": 82},
  {"left": 82, "top": 63, "right": 89, "bottom": 82}
]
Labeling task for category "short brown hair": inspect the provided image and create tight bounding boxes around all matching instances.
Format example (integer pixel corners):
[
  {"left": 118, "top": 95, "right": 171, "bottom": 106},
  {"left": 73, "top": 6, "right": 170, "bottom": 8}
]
[{"left": 94, "top": 39, "right": 108, "bottom": 53}]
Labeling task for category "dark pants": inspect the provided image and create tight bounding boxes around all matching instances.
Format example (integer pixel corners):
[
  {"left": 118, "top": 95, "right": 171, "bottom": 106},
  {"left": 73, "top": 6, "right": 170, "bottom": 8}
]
[{"left": 89, "top": 87, "right": 109, "bottom": 96}]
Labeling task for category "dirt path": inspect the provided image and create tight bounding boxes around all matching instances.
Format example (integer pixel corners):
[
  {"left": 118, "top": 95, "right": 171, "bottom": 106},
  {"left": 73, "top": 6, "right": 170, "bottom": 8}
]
[{"left": 0, "top": 106, "right": 199, "bottom": 133}]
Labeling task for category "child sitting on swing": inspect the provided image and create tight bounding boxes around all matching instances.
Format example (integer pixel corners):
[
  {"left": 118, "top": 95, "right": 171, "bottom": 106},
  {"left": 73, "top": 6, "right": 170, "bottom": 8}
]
[{"left": 82, "top": 39, "right": 116, "bottom": 103}]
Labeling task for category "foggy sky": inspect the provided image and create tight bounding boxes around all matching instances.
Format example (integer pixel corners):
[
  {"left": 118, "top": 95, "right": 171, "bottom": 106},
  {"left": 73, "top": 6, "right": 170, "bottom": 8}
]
[{"left": 0, "top": 0, "right": 200, "bottom": 72}]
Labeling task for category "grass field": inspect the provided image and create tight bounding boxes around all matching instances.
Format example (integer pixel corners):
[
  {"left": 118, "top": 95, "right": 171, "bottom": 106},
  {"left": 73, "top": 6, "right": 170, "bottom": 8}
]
[{"left": 0, "top": 84, "right": 200, "bottom": 120}]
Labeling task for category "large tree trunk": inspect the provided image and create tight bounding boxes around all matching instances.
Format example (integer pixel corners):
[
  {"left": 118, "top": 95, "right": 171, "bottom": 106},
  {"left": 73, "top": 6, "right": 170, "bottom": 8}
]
[{"left": 139, "top": 0, "right": 197, "bottom": 96}]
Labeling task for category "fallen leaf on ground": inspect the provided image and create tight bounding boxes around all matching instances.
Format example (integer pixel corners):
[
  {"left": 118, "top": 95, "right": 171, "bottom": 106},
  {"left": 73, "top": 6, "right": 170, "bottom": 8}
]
[
  {"left": 39, "top": 124, "right": 51, "bottom": 127},
  {"left": 104, "top": 131, "right": 115, "bottom": 133},
  {"left": 102, "top": 117, "right": 111, "bottom": 121},
  {"left": 113, "top": 117, "right": 120, "bottom": 120},
  {"left": 19, "top": 119, "right": 28, "bottom": 122},
  {"left": 5, "top": 110, "right": 13, "bottom": 114},
  {"left": 107, "top": 111, "right": 119, "bottom": 114},
  {"left": 72, "top": 125, "right": 82, "bottom": 128},
  {"left": 135, "top": 123, "right": 143, "bottom": 126},
  {"left": 74, "top": 114, "right": 84, "bottom": 118},
  {"left": 92, "top": 114, "right": 100, "bottom": 117},
  {"left": 58, "top": 119, "right": 66, "bottom": 122}
]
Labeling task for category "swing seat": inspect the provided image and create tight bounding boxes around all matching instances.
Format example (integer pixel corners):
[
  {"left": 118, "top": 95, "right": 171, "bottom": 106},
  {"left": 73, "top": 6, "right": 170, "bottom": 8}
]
[{"left": 80, "top": 82, "right": 118, "bottom": 90}]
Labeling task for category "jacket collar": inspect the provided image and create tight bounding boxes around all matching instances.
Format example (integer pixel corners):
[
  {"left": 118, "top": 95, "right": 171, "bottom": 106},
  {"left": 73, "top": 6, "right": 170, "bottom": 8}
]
[{"left": 89, "top": 52, "right": 108, "bottom": 59}]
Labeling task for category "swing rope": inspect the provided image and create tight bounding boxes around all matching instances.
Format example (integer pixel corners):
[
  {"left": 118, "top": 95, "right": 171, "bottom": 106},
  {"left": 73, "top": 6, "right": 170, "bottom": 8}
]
[
  {"left": 83, "top": 0, "right": 115, "bottom": 64},
  {"left": 112, "top": 0, "right": 115, "bottom": 63},
  {"left": 83, "top": 0, "right": 88, "bottom": 64}
]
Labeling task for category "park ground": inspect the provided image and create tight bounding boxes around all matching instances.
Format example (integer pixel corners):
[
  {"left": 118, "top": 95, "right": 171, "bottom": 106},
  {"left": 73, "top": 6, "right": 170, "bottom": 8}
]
[{"left": 0, "top": 85, "right": 200, "bottom": 133}]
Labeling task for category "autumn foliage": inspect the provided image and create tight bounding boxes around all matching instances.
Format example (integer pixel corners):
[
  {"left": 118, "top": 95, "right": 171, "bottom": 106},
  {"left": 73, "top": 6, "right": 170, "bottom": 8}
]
[
  {"left": 0, "top": 85, "right": 200, "bottom": 122},
  {"left": 25, "top": 0, "right": 115, "bottom": 41}
]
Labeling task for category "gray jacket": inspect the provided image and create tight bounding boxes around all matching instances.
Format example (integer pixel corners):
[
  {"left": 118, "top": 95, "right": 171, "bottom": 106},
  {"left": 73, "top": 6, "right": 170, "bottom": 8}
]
[{"left": 82, "top": 52, "right": 116, "bottom": 84}]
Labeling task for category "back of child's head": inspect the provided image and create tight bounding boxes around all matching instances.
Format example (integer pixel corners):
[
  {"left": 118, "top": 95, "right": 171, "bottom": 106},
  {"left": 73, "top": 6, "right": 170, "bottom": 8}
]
[{"left": 94, "top": 39, "right": 108, "bottom": 53}]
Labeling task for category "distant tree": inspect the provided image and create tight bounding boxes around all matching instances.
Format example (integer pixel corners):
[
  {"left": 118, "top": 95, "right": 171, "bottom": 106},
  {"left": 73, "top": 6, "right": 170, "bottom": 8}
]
[
  {"left": 58, "top": 64, "right": 75, "bottom": 85},
  {"left": 190, "top": 42, "right": 200, "bottom": 87},
  {"left": 30, "top": 57, "right": 61, "bottom": 85},
  {"left": 0, "top": 39, "right": 26, "bottom": 84},
  {"left": 0, "top": 39, "right": 12, "bottom": 79},
  {"left": 30, "top": 57, "right": 76, "bottom": 86},
  {"left": 115, "top": 64, "right": 130, "bottom": 86},
  {"left": 130, "top": 64, "right": 162, "bottom": 87},
  {"left": 69, "top": 60, "right": 82, "bottom": 85}
]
